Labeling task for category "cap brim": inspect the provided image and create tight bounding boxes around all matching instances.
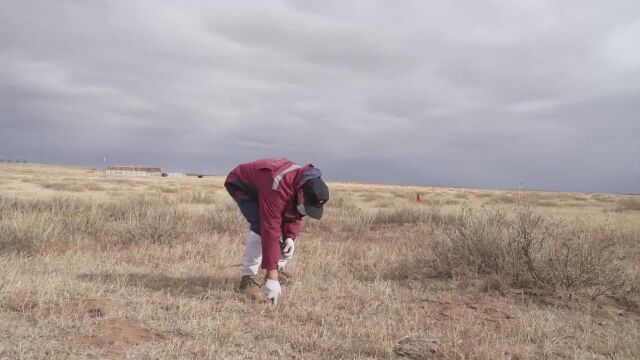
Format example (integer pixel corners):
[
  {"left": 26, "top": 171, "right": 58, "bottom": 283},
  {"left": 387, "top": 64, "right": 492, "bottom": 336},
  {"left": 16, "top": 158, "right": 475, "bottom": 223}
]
[{"left": 305, "top": 205, "right": 324, "bottom": 219}]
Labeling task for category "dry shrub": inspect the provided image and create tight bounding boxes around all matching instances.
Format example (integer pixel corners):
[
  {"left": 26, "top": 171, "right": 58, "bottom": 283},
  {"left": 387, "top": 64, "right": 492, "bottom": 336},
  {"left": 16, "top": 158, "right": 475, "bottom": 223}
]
[
  {"left": 303, "top": 194, "right": 374, "bottom": 237},
  {"left": 340, "top": 203, "right": 374, "bottom": 237},
  {"left": 592, "top": 194, "right": 615, "bottom": 203},
  {"left": 432, "top": 204, "right": 510, "bottom": 276},
  {"left": 566, "top": 194, "right": 589, "bottom": 202},
  {"left": 195, "top": 202, "right": 244, "bottom": 235},
  {"left": 0, "top": 212, "right": 62, "bottom": 254},
  {"left": 373, "top": 203, "right": 427, "bottom": 225},
  {"left": 615, "top": 198, "right": 640, "bottom": 212},
  {"left": 534, "top": 200, "right": 558, "bottom": 207},
  {"left": 536, "top": 220, "right": 628, "bottom": 296},
  {"left": 359, "top": 192, "right": 378, "bottom": 202},
  {"left": 106, "top": 196, "right": 191, "bottom": 246},
  {"left": 432, "top": 200, "right": 631, "bottom": 296},
  {"left": 493, "top": 194, "right": 518, "bottom": 204},
  {"left": 307, "top": 196, "right": 448, "bottom": 238},
  {"left": 0, "top": 197, "right": 98, "bottom": 253},
  {"left": 373, "top": 202, "right": 444, "bottom": 226},
  {"left": 40, "top": 181, "right": 86, "bottom": 192},
  {"left": 159, "top": 186, "right": 178, "bottom": 194},
  {"left": 85, "top": 183, "right": 104, "bottom": 191},
  {"left": 439, "top": 199, "right": 459, "bottom": 206},
  {"left": 179, "top": 190, "right": 216, "bottom": 204},
  {"left": 0, "top": 290, "right": 40, "bottom": 314},
  {"left": 454, "top": 192, "right": 469, "bottom": 199}
]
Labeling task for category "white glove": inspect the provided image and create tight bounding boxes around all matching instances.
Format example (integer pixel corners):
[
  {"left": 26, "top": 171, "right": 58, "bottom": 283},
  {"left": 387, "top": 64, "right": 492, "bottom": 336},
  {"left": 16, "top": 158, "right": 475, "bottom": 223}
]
[
  {"left": 263, "top": 279, "right": 281, "bottom": 305},
  {"left": 281, "top": 237, "right": 295, "bottom": 259}
]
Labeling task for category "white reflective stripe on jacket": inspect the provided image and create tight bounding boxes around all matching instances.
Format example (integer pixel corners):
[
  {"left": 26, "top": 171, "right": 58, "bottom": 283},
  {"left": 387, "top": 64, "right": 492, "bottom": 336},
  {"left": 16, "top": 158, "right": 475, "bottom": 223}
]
[{"left": 272, "top": 164, "right": 301, "bottom": 190}]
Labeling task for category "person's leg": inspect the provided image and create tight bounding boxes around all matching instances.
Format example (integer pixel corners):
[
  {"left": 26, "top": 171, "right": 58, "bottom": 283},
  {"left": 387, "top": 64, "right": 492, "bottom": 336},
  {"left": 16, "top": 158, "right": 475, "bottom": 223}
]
[
  {"left": 228, "top": 188, "right": 264, "bottom": 290},
  {"left": 242, "top": 231, "right": 262, "bottom": 276}
]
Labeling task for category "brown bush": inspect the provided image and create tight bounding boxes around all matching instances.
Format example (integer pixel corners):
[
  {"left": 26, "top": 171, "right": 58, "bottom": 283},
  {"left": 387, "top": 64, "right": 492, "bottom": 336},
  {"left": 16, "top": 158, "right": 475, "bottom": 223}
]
[
  {"left": 432, "top": 200, "right": 631, "bottom": 296},
  {"left": 195, "top": 202, "right": 244, "bottom": 235},
  {"left": 0, "top": 197, "right": 98, "bottom": 253},
  {"left": 304, "top": 193, "right": 374, "bottom": 237},
  {"left": 372, "top": 203, "right": 430, "bottom": 225},
  {"left": 615, "top": 198, "right": 640, "bottom": 212},
  {"left": 0, "top": 212, "right": 62, "bottom": 254},
  {"left": 40, "top": 181, "right": 86, "bottom": 192},
  {"left": 178, "top": 190, "right": 216, "bottom": 204}
]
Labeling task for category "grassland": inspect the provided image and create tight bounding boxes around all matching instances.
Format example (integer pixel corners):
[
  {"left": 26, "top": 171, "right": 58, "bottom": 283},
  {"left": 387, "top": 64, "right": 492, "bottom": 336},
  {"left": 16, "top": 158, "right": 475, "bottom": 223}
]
[{"left": 0, "top": 163, "right": 638, "bottom": 359}]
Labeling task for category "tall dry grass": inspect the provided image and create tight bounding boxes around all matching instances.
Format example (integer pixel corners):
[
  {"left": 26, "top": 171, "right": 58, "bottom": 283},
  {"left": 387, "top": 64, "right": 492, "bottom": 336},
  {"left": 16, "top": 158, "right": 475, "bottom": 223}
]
[
  {"left": 0, "top": 164, "right": 639, "bottom": 359},
  {"left": 0, "top": 195, "right": 244, "bottom": 253}
]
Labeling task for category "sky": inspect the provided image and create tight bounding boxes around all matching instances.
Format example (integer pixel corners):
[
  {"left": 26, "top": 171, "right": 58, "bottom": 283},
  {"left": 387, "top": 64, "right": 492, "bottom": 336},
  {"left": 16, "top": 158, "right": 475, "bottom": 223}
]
[{"left": 0, "top": 1, "right": 638, "bottom": 193}]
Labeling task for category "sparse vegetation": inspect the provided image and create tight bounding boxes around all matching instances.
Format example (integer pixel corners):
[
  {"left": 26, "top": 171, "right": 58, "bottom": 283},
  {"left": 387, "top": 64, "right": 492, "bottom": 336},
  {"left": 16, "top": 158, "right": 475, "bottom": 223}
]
[{"left": 0, "top": 163, "right": 638, "bottom": 359}]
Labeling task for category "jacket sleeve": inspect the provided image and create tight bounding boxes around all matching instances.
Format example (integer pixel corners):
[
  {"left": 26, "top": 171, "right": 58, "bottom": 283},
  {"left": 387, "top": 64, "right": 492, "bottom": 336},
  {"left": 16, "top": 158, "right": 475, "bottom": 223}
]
[
  {"left": 282, "top": 220, "right": 302, "bottom": 240},
  {"left": 258, "top": 191, "right": 285, "bottom": 270}
]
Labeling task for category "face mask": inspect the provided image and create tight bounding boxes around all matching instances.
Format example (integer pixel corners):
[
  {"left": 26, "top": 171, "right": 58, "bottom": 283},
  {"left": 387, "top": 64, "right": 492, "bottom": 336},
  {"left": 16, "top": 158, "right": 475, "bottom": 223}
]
[{"left": 296, "top": 203, "right": 307, "bottom": 216}]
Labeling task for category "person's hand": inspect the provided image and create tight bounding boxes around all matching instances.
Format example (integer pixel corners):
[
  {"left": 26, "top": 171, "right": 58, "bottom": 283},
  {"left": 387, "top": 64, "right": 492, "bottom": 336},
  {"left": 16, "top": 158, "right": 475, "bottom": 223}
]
[
  {"left": 263, "top": 279, "right": 281, "bottom": 305},
  {"left": 281, "top": 237, "right": 295, "bottom": 259}
]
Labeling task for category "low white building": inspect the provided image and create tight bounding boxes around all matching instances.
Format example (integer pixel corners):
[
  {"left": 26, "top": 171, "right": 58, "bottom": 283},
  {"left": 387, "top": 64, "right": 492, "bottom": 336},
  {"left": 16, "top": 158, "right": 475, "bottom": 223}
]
[{"left": 105, "top": 166, "right": 163, "bottom": 177}]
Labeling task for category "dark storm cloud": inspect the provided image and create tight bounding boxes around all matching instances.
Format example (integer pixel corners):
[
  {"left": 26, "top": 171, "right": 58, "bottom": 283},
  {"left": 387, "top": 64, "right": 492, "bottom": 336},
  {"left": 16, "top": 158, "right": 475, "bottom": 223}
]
[{"left": 0, "top": 0, "right": 638, "bottom": 193}]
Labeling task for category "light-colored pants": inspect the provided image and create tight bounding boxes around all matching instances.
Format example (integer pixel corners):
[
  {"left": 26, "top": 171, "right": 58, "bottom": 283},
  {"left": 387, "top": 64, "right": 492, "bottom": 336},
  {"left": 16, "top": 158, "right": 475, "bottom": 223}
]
[{"left": 242, "top": 231, "right": 289, "bottom": 276}]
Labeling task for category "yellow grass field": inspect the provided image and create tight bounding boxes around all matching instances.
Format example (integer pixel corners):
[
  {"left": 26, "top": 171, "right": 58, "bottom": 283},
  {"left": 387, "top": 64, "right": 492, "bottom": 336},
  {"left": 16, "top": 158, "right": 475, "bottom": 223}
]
[{"left": 1, "top": 163, "right": 638, "bottom": 359}]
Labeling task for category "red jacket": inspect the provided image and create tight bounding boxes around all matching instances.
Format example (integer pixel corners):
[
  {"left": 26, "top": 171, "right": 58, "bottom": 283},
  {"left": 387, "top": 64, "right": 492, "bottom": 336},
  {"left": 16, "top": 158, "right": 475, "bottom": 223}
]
[{"left": 225, "top": 158, "right": 316, "bottom": 270}]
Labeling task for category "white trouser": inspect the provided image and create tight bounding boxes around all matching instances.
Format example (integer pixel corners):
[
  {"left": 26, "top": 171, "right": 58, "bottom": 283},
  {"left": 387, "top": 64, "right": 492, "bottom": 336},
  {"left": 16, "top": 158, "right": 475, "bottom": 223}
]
[{"left": 241, "top": 231, "right": 288, "bottom": 276}]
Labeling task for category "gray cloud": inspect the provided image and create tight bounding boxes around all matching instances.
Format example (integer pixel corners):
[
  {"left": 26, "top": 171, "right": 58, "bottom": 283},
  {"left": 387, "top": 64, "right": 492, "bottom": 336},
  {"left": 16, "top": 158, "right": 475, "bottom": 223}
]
[{"left": 0, "top": 0, "right": 638, "bottom": 193}]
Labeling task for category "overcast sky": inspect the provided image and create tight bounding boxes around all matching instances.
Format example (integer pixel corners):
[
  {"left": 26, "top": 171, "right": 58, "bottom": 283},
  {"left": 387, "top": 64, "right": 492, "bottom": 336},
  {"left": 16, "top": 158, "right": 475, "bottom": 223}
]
[{"left": 1, "top": 1, "right": 638, "bottom": 193}]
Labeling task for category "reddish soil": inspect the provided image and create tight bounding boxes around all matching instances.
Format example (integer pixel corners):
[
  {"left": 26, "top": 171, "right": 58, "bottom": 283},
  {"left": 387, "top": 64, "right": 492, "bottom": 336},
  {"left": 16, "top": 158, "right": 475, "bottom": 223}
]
[
  {"left": 78, "top": 319, "right": 164, "bottom": 349},
  {"left": 65, "top": 298, "right": 164, "bottom": 358}
]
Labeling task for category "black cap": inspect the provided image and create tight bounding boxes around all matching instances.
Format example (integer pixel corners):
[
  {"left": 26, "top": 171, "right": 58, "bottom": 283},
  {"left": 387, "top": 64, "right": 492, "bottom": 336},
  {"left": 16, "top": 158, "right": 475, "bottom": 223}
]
[{"left": 302, "top": 177, "right": 329, "bottom": 219}]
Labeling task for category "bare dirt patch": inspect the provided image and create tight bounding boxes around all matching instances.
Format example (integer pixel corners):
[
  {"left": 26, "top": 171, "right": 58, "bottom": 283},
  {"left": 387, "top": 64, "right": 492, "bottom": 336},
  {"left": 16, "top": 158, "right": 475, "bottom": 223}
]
[
  {"left": 64, "top": 298, "right": 165, "bottom": 357},
  {"left": 77, "top": 319, "right": 164, "bottom": 354}
]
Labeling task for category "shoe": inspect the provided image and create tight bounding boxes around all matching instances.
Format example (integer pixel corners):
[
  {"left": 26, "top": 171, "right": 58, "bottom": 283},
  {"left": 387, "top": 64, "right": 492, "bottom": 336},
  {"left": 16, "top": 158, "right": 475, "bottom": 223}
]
[{"left": 239, "top": 275, "right": 261, "bottom": 291}]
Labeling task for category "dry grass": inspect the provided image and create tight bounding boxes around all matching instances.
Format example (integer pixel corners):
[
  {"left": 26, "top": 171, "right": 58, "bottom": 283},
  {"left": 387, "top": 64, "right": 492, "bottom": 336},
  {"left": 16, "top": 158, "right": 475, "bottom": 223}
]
[
  {"left": 616, "top": 198, "right": 640, "bottom": 212},
  {"left": 0, "top": 163, "right": 638, "bottom": 359}
]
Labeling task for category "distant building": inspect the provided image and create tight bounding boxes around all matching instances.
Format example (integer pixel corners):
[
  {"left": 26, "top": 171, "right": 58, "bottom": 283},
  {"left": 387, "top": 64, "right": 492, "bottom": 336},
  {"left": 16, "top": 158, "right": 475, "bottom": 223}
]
[
  {"left": 166, "top": 172, "right": 186, "bottom": 177},
  {"left": 105, "top": 165, "right": 163, "bottom": 177}
]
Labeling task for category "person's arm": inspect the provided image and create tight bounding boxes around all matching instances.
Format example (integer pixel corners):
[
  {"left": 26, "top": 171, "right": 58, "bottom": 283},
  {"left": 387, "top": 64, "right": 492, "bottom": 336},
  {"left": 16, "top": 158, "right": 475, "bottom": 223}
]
[
  {"left": 258, "top": 191, "right": 285, "bottom": 277},
  {"left": 282, "top": 219, "right": 302, "bottom": 242}
]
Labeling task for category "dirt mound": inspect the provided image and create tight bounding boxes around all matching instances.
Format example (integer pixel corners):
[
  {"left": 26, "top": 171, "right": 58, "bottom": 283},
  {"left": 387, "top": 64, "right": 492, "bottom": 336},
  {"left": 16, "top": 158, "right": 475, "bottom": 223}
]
[{"left": 64, "top": 298, "right": 165, "bottom": 357}]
